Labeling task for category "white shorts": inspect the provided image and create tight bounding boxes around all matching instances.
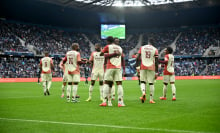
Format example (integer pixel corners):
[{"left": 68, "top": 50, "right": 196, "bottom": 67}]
[
  {"left": 140, "top": 70, "right": 155, "bottom": 83},
  {"left": 41, "top": 73, "right": 52, "bottom": 82},
  {"left": 63, "top": 74, "right": 68, "bottom": 82},
  {"left": 67, "top": 74, "right": 80, "bottom": 83},
  {"left": 104, "top": 69, "right": 122, "bottom": 81},
  {"left": 91, "top": 71, "right": 104, "bottom": 81},
  {"left": 163, "top": 75, "right": 175, "bottom": 83}
]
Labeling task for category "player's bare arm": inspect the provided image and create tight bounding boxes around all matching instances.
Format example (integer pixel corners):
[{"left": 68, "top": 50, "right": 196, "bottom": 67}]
[
  {"left": 77, "top": 58, "right": 88, "bottom": 65},
  {"left": 121, "top": 55, "right": 126, "bottom": 76},
  {"left": 158, "top": 59, "right": 168, "bottom": 64},
  {"left": 39, "top": 63, "right": 42, "bottom": 72},
  {"left": 155, "top": 56, "right": 159, "bottom": 79},
  {"left": 135, "top": 53, "right": 141, "bottom": 68},
  {"left": 104, "top": 52, "right": 120, "bottom": 58},
  {"left": 59, "top": 61, "right": 64, "bottom": 70}
]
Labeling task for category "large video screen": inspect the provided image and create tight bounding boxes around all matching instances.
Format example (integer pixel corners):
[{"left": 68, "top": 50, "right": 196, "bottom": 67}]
[{"left": 101, "top": 24, "right": 125, "bottom": 39}]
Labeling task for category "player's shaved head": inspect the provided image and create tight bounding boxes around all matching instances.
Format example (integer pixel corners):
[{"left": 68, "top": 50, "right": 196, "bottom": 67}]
[
  {"left": 95, "top": 43, "right": 101, "bottom": 48},
  {"left": 148, "top": 37, "right": 155, "bottom": 45},
  {"left": 114, "top": 37, "right": 119, "bottom": 45},
  {"left": 106, "top": 36, "right": 114, "bottom": 44},
  {"left": 95, "top": 43, "right": 101, "bottom": 52},
  {"left": 44, "top": 51, "right": 49, "bottom": 56},
  {"left": 166, "top": 47, "right": 173, "bottom": 54},
  {"left": 72, "top": 43, "right": 79, "bottom": 50}
]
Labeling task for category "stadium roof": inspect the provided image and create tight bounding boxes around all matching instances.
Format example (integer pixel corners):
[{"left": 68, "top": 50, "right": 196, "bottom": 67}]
[
  {"left": 72, "top": 0, "right": 194, "bottom": 7},
  {"left": 0, "top": 0, "right": 220, "bottom": 30},
  {"left": 40, "top": 0, "right": 220, "bottom": 10}
]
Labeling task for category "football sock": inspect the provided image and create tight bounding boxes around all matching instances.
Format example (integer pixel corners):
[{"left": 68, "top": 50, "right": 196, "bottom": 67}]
[
  {"left": 150, "top": 85, "right": 155, "bottom": 101},
  {"left": 43, "top": 82, "right": 46, "bottom": 92},
  {"left": 117, "top": 85, "right": 124, "bottom": 103},
  {"left": 72, "top": 85, "right": 78, "bottom": 100},
  {"left": 163, "top": 85, "right": 167, "bottom": 97},
  {"left": 47, "top": 81, "right": 52, "bottom": 90},
  {"left": 140, "top": 83, "right": 146, "bottom": 95},
  {"left": 67, "top": 85, "right": 71, "bottom": 98},
  {"left": 99, "top": 85, "right": 103, "bottom": 99},
  {"left": 111, "top": 85, "right": 115, "bottom": 97},
  {"left": 103, "top": 84, "right": 110, "bottom": 103},
  {"left": 88, "top": 85, "right": 94, "bottom": 99},
  {"left": 171, "top": 84, "right": 176, "bottom": 98},
  {"left": 61, "top": 85, "right": 65, "bottom": 94}
]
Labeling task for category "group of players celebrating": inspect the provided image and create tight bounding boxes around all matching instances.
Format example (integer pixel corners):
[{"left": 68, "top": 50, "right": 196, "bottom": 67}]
[{"left": 39, "top": 36, "right": 176, "bottom": 107}]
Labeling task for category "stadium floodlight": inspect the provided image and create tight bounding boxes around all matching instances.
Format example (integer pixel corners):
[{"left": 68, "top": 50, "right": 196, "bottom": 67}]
[{"left": 74, "top": 0, "right": 194, "bottom": 7}]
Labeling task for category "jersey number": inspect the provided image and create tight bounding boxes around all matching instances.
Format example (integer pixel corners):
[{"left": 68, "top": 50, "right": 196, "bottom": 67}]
[
  {"left": 114, "top": 50, "right": 120, "bottom": 58},
  {"left": 44, "top": 62, "right": 48, "bottom": 67},
  {"left": 69, "top": 58, "right": 73, "bottom": 64},
  {"left": 170, "top": 61, "right": 174, "bottom": 67},
  {"left": 145, "top": 51, "right": 151, "bottom": 58}
]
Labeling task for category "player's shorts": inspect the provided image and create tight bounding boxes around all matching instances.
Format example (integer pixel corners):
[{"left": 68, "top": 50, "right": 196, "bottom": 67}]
[
  {"left": 104, "top": 69, "right": 122, "bottom": 81},
  {"left": 67, "top": 74, "right": 80, "bottom": 83},
  {"left": 140, "top": 69, "right": 155, "bottom": 83},
  {"left": 91, "top": 71, "right": 104, "bottom": 81},
  {"left": 163, "top": 75, "right": 175, "bottom": 83},
  {"left": 41, "top": 73, "right": 52, "bottom": 82},
  {"left": 63, "top": 74, "right": 68, "bottom": 82}
]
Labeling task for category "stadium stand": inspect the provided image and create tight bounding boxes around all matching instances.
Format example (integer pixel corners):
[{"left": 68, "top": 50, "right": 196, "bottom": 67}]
[{"left": 0, "top": 20, "right": 219, "bottom": 78}]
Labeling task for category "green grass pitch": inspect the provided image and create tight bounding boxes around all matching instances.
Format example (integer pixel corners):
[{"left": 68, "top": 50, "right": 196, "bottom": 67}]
[
  {"left": 101, "top": 27, "right": 125, "bottom": 39},
  {"left": 0, "top": 79, "right": 220, "bottom": 133}
]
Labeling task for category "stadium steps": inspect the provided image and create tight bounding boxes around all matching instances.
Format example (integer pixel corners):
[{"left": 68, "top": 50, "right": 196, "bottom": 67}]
[
  {"left": 82, "top": 34, "right": 94, "bottom": 52},
  {"left": 203, "top": 46, "right": 220, "bottom": 57},
  {"left": 159, "top": 32, "right": 181, "bottom": 58},
  {"left": 129, "top": 34, "right": 143, "bottom": 57}
]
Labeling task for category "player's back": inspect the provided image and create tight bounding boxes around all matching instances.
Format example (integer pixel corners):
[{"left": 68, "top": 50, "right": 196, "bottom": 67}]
[
  {"left": 63, "top": 63, "right": 68, "bottom": 75},
  {"left": 108, "top": 44, "right": 122, "bottom": 68},
  {"left": 41, "top": 57, "right": 52, "bottom": 73},
  {"left": 66, "top": 50, "right": 79, "bottom": 72},
  {"left": 165, "top": 54, "right": 174, "bottom": 74},
  {"left": 140, "top": 44, "right": 158, "bottom": 70},
  {"left": 91, "top": 51, "right": 105, "bottom": 72}
]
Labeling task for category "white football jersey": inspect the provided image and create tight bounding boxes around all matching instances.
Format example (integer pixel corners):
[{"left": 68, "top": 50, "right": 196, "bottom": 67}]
[
  {"left": 108, "top": 44, "right": 122, "bottom": 67},
  {"left": 66, "top": 50, "right": 80, "bottom": 72},
  {"left": 166, "top": 54, "right": 174, "bottom": 73},
  {"left": 140, "top": 45, "right": 157, "bottom": 67},
  {"left": 90, "top": 51, "right": 105, "bottom": 72},
  {"left": 41, "top": 57, "right": 52, "bottom": 73}
]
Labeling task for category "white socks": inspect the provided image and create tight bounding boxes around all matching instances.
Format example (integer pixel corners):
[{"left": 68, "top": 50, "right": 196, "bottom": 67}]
[
  {"left": 117, "top": 85, "right": 124, "bottom": 103},
  {"left": 88, "top": 85, "right": 94, "bottom": 98},
  {"left": 99, "top": 85, "right": 103, "bottom": 99},
  {"left": 72, "top": 85, "right": 78, "bottom": 100},
  {"left": 67, "top": 85, "right": 71, "bottom": 99},
  {"left": 111, "top": 85, "right": 115, "bottom": 98},
  {"left": 163, "top": 85, "right": 167, "bottom": 97},
  {"left": 43, "top": 82, "right": 47, "bottom": 92},
  {"left": 140, "top": 83, "right": 146, "bottom": 95},
  {"left": 150, "top": 85, "right": 155, "bottom": 101},
  {"left": 171, "top": 84, "right": 176, "bottom": 98},
  {"left": 47, "top": 81, "right": 52, "bottom": 90},
  {"left": 103, "top": 84, "right": 110, "bottom": 103}
]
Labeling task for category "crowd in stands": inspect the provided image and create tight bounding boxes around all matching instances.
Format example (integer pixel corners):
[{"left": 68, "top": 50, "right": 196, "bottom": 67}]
[
  {"left": 0, "top": 21, "right": 29, "bottom": 53},
  {"left": 0, "top": 21, "right": 90, "bottom": 58},
  {"left": 0, "top": 20, "right": 219, "bottom": 78},
  {"left": 0, "top": 57, "right": 39, "bottom": 78},
  {"left": 0, "top": 56, "right": 219, "bottom": 78},
  {"left": 143, "top": 30, "right": 179, "bottom": 52},
  {"left": 174, "top": 27, "right": 220, "bottom": 55},
  {"left": 174, "top": 59, "right": 207, "bottom": 76}
]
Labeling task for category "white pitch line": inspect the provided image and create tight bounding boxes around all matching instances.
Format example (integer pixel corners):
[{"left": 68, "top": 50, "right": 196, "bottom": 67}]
[
  {"left": 0, "top": 96, "right": 42, "bottom": 99},
  {"left": 0, "top": 117, "right": 215, "bottom": 133},
  {"left": 0, "top": 95, "right": 59, "bottom": 99}
]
